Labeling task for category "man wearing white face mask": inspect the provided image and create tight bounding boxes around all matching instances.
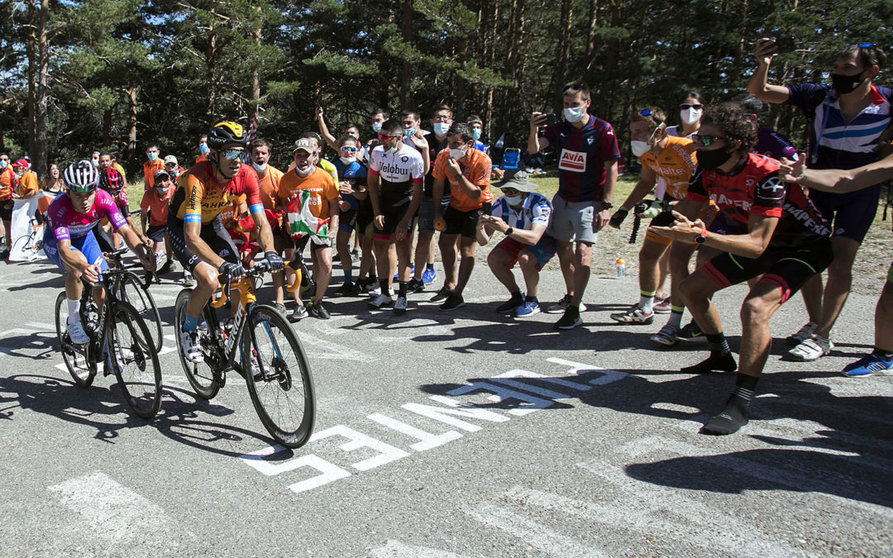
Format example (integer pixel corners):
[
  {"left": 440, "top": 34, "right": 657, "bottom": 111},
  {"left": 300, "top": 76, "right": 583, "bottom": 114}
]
[
  {"left": 609, "top": 107, "right": 699, "bottom": 343},
  {"left": 250, "top": 138, "right": 287, "bottom": 308},
  {"left": 528, "top": 80, "right": 621, "bottom": 330}
]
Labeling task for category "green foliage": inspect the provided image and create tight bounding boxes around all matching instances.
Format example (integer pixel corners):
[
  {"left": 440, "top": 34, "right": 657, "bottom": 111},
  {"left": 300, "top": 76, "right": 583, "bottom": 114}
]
[{"left": 1, "top": 0, "right": 891, "bottom": 173}]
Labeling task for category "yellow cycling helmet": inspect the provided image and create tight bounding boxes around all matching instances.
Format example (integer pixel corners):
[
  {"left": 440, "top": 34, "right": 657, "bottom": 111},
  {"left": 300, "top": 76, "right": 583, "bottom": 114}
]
[{"left": 207, "top": 120, "right": 248, "bottom": 150}]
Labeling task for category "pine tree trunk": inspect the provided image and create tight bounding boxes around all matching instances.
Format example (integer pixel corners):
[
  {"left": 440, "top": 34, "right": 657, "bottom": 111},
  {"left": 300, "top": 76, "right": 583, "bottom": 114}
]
[{"left": 33, "top": 0, "right": 49, "bottom": 177}]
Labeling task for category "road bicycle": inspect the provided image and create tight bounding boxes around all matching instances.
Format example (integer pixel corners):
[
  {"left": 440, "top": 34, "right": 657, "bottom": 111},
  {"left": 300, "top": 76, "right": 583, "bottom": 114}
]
[
  {"left": 54, "top": 249, "right": 162, "bottom": 419},
  {"left": 105, "top": 250, "right": 163, "bottom": 352},
  {"left": 173, "top": 260, "right": 315, "bottom": 448}
]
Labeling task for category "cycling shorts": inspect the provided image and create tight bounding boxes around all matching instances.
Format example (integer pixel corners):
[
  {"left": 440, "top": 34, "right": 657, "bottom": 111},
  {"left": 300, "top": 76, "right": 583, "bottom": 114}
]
[
  {"left": 43, "top": 230, "right": 109, "bottom": 278},
  {"left": 167, "top": 213, "right": 240, "bottom": 273}
]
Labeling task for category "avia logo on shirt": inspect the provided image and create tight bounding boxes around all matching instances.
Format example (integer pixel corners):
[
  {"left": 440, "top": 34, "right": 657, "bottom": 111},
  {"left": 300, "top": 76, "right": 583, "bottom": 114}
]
[{"left": 559, "top": 149, "right": 587, "bottom": 173}]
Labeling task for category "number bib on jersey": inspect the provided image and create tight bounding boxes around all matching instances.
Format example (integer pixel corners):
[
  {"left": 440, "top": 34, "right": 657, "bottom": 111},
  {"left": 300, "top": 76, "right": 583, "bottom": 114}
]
[{"left": 558, "top": 149, "right": 587, "bottom": 173}]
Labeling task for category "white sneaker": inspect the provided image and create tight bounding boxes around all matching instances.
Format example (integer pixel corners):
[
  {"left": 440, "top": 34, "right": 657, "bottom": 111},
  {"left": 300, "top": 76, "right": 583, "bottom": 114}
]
[
  {"left": 67, "top": 320, "right": 89, "bottom": 344},
  {"left": 368, "top": 293, "right": 394, "bottom": 309},
  {"left": 787, "top": 335, "right": 833, "bottom": 362},
  {"left": 786, "top": 322, "right": 817, "bottom": 346},
  {"left": 394, "top": 295, "right": 408, "bottom": 315},
  {"left": 179, "top": 328, "right": 204, "bottom": 363}
]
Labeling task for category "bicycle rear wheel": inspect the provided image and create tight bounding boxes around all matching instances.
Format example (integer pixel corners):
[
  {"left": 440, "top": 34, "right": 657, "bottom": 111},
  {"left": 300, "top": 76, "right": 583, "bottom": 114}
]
[
  {"left": 109, "top": 301, "right": 162, "bottom": 419},
  {"left": 54, "top": 291, "right": 97, "bottom": 387},
  {"left": 174, "top": 289, "right": 221, "bottom": 400},
  {"left": 244, "top": 304, "right": 315, "bottom": 448},
  {"left": 116, "top": 271, "right": 163, "bottom": 352}
]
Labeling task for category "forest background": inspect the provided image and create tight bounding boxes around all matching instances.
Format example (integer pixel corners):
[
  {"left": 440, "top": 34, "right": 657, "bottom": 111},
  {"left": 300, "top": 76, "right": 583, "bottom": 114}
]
[{"left": 1, "top": 0, "right": 891, "bottom": 178}]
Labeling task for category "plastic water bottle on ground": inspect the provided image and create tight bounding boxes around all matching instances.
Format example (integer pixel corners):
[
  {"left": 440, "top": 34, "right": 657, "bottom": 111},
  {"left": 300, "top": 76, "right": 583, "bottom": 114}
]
[{"left": 616, "top": 258, "right": 626, "bottom": 278}]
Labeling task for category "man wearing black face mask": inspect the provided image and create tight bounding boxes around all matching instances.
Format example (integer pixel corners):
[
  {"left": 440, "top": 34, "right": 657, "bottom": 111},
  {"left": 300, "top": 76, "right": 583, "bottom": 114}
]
[
  {"left": 651, "top": 103, "right": 832, "bottom": 436},
  {"left": 747, "top": 41, "right": 891, "bottom": 363}
]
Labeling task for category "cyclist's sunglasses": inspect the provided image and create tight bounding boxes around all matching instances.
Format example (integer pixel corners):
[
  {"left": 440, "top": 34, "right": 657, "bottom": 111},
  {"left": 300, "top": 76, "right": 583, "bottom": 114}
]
[
  {"left": 220, "top": 148, "right": 244, "bottom": 161},
  {"left": 695, "top": 134, "right": 725, "bottom": 147}
]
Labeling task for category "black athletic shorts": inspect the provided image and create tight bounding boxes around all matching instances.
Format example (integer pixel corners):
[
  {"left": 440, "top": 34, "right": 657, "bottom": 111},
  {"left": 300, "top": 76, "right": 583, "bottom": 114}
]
[
  {"left": 167, "top": 213, "right": 240, "bottom": 273},
  {"left": 373, "top": 191, "right": 413, "bottom": 240},
  {"left": 444, "top": 202, "right": 492, "bottom": 239},
  {"left": 702, "top": 237, "right": 833, "bottom": 303}
]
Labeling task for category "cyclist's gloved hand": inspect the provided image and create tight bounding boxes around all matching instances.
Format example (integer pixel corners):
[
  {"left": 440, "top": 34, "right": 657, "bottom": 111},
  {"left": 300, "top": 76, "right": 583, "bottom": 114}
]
[
  {"left": 218, "top": 261, "right": 246, "bottom": 280},
  {"left": 264, "top": 251, "right": 284, "bottom": 271}
]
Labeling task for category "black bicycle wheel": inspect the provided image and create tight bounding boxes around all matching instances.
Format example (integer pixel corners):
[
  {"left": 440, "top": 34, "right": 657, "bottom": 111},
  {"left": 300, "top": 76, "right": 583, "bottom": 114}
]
[
  {"left": 116, "top": 271, "right": 163, "bottom": 352},
  {"left": 174, "top": 289, "right": 221, "bottom": 400},
  {"left": 54, "top": 291, "right": 97, "bottom": 387},
  {"left": 244, "top": 304, "right": 315, "bottom": 448},
  {"left": 109, "top": 301, "right": 162, "bottom": 419}
]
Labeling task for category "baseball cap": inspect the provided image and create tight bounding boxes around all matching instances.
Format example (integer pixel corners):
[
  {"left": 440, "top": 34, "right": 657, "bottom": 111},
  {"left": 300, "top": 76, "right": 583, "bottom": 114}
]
[
  {"left": 153, "top": 169, "right": 171, "bottom": 181},
  {"left": 164, "top": 155, "right": 178, "bottom": 166},
  {"left": 292, "top": 138, "right": 315, "bottom": 153},
  {"left": 12, "top": 159, "right": 28, "bottom": 168},
  {"left": 495, "top": 169, "right": 537, "bottom": 193}
]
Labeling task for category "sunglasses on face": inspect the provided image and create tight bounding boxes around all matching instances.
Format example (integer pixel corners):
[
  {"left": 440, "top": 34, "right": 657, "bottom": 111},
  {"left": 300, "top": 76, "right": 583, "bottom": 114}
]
[
  {"left": 220, "top": 148, "right": 244, "bottom": 160},
  {"left": 340, "top": 146, "right": 357, "bottom": 153},
  {"left": 681, "top": 104, "right": 704, "bottom": 110},
  {"left": 695, "top": 134, "right": 725, "bottom": 147},
  {"left": 378, "top": 134, "right": 400, "bottom": 141}
]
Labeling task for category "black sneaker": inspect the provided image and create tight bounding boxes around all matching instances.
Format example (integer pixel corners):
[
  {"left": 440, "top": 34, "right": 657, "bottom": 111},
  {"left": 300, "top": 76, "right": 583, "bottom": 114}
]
[
  {"left": 307, "top": 301, "right": 331, "bottom": 319},
  {"left": 158, "top": 260, "right": 174, "bottom": 274},
  {"left": 440, "top": 293, "right": 465, "bottom": 311},
  {"left": 335, "top": 282, "right": 361, "bottom": 297},
  {"left": 674, "top": 321, "right": 705, "bottom": 342},
  {"left": 430, "top": 286, "right": 452, "bottom": 302},
  {"left": 554, "top": 307, "right": 582, "bottom": 330},
  {"left": 407, "top": 277, "right": 425, "bottom": 293},
  {"left": 496, "top": 292, "right": 525, "bottom": 313}
]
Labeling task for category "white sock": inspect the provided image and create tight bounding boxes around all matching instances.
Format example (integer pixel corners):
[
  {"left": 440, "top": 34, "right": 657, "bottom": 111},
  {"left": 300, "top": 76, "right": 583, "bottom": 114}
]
[
  {"left": 67, "top": 298, "right": 80, "bottom": 326},
  {"left": 639, "top": 294, "right": 655, "bottom": 314},
  {"left": 667, "top": 309, "right": 684, "bottom": 329}
]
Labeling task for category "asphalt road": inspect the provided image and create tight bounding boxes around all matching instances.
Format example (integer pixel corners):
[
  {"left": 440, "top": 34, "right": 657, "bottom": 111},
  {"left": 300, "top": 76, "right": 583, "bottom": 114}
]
[{"left": 0, "top": 256, "right": 890, "bottom": 557}]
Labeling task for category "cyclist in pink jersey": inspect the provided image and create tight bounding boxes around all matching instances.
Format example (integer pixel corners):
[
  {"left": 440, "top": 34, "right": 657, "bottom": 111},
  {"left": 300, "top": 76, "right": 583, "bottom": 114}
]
[{"left": 44, "top": 161, "right": 156, "bottom": 344}]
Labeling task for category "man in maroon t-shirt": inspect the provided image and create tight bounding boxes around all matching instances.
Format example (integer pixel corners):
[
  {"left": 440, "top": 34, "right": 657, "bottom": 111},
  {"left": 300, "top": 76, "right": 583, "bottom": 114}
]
[
  {"left": 528, "top": 81, "right": 621, "bottom": 330},
  {"left": 652, "top": 103, "right": 832, "bottom": 436}
]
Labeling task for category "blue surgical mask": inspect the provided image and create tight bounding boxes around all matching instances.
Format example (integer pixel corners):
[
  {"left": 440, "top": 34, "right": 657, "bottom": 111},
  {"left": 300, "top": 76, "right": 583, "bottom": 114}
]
[
  {"left": 563, "top": 106, "right": 586, "bottom": 123},
  {"left": 199, "top": 143, "right": 210, "bottom": 155},
  {"left": 504, "top": 194, "right": 522, "bottom": 206},
  {"left": 433, "top": 122, "right": 450, "bottom": 136},
  {"left": 371, "top": 122, "right": 382, "bottom": 133},
  {"left": 252, "top": 162, "right": 267, "bottom": 173},
  {"left": 147, "top": 152, "right": 158, "bottom": 161},
  {"left": 0, "top": 160, "right": 7, "bottom": 169},
  {"left": 339, "top": 156, "right": 355, "bottom": 166},
  {"left": 472, "top": 128, "right": 482, "bottom": 141},
  {"left": 403, "top": 127, "right": 416, "bottom": 138},
  {"left": 386, "top": 146, "right": 398, "bottom": 155}
]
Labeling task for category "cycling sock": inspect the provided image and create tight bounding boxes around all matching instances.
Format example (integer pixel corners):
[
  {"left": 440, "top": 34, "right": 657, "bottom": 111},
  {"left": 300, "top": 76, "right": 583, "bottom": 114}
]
[
  {"left": 874, "top": 348, "right": 893, "bottom": 361},
  {"left": 702, "top": 383, "right": 754, "bottom": 435},
  {"left": 681, "top": 351, "right": 737, "bottom": 374},
  {"left": 67, "top": 298, "right": 80, "bottom": 325},
  {"left": 343, "top": 268, "right": 353, "bottom": 283},
  {"left": 525, "top": 295, "right": 538, "bottom": 303},
  {"left": 667, "top": 308, "right": 684, "bottom": 329},
  {"left": 706, "top": 332, "right": 730, "bottom": 354},
  {"left": 639, "top": 290, "right": 655, "bottom": 314},
  {"left": 379, "top": 279, "right": 390, "bottom": 296},
  {"left": 183, "top": 314, "right": 199, "bottom": 332},
  {"left": 426, "top": 263, "right": 435, "bottom": 271},
  {"left": 398, "top": 281, "right": 408, "bottom": 297}
]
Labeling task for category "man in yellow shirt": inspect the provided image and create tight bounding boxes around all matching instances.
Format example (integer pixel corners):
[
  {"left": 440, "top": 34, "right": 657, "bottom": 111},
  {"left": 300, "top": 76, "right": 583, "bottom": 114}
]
[{"left": 13, "top": 159, "right": 39, "bottom": 198}]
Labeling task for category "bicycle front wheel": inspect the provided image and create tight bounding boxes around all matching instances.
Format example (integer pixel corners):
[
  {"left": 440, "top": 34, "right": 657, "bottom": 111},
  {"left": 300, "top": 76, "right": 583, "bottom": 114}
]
[
  {"left": 109, "top": 301, "right": 162, "bottom": 419},
  {"left": 244, "top": 304, "right": 315, "bottom": 448},
  {"left": 54, "top": 291, "right": 97, "bottom": 387},
  {"left": 116, "top": 271, "right": 163, "bottom": 352},
  {"left": 174, "top": 289, "right": 221, "bottom": 400}
]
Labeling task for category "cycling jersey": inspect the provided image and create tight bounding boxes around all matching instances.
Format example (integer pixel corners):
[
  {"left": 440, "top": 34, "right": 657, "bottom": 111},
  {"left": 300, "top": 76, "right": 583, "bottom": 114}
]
[
  {"left": 45, "top": 188, "right": 127, "bottom": 243},
  {"left": 639, "top": 136, "right": 698, "bottom": 201},
  {"left": 369, "top": 144, "right": 425, "bottom": 197},
  {"left": 686, "top": 153, "right": 830, "bottom": 248},
  {"left": 543, "top": 116, "right": 621, "bottom": 202},
  {"left": 432, "top": 147, "right": 493, "bottom": 211},
  {"left": 490, "top": 192, "right": 551, "bottom": 231},
  {"left": 170, "top": 160, "right": 264, "bottom": 224},
  {"left": 787, "top": 83, "right": 892, "bottom": 169}
]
